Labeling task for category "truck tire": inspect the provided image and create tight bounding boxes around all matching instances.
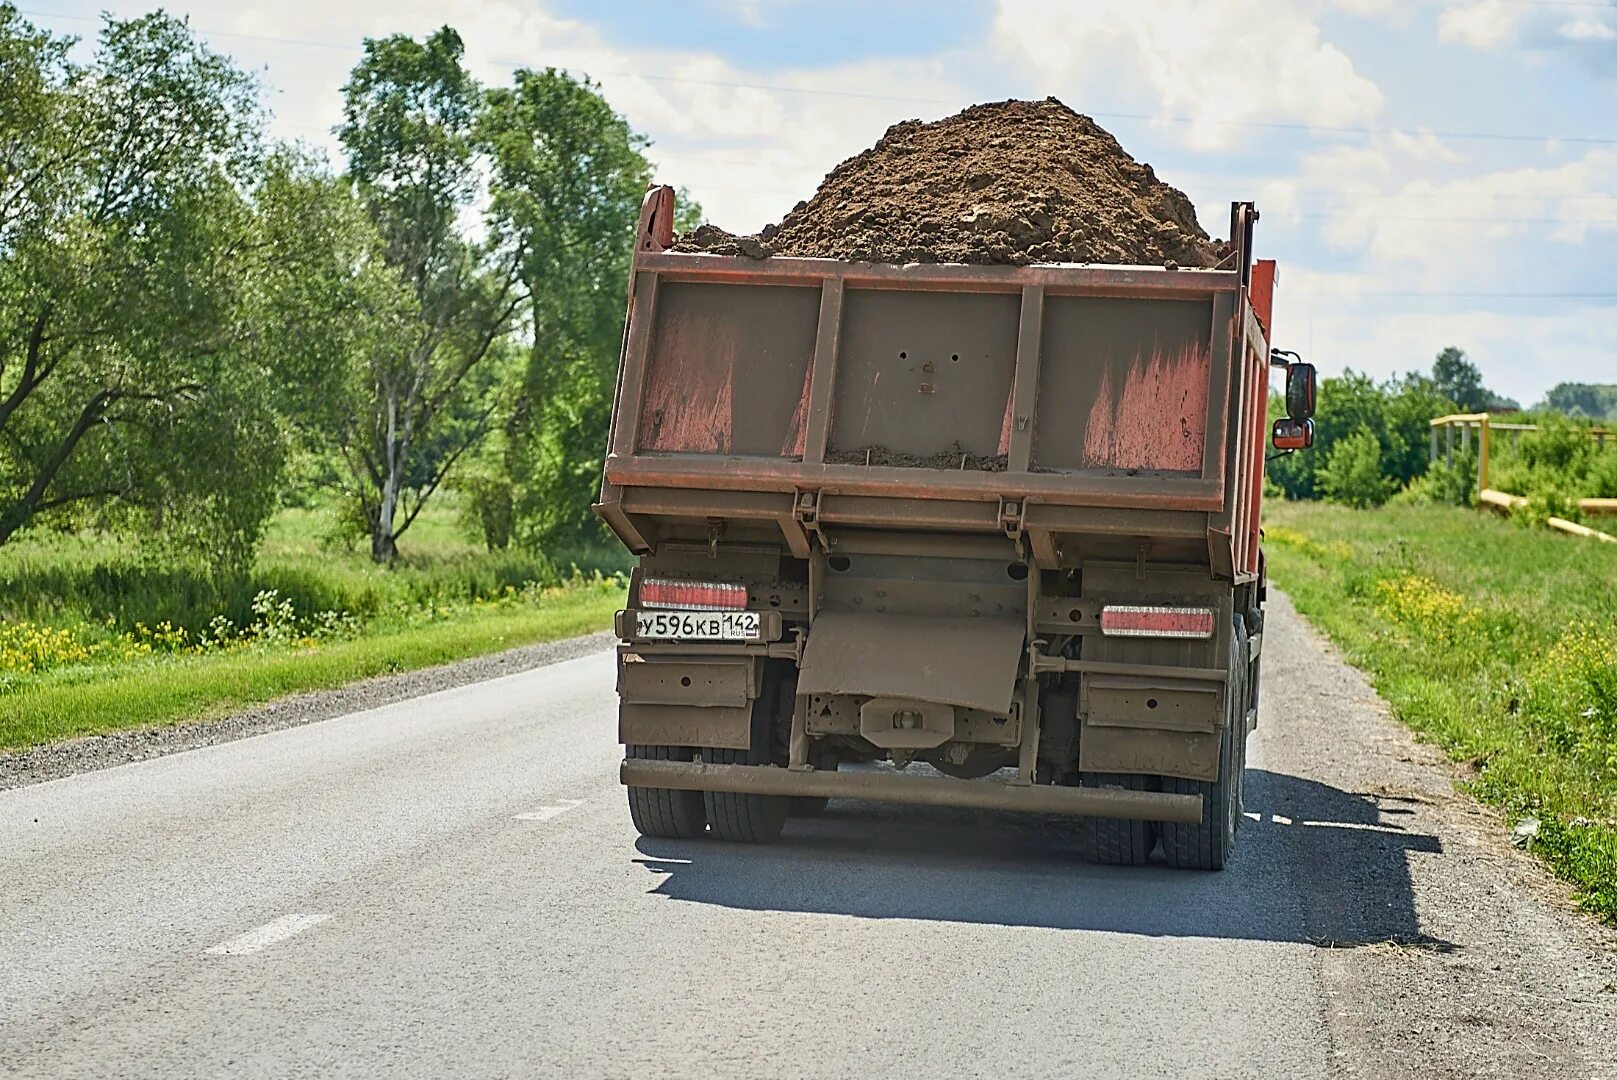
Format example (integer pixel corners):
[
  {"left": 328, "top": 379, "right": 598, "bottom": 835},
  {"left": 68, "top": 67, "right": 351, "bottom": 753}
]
[
  {"left": 1078, "top": 773, "right": 1155, "bottom": 865},
  {"left": 704, "top": 674, "right": 791, "bottom": 843},
  {"left": 703, "top": 745, "right": 790, "bottom": 842},
  {"left": 625, "top": 745, "right": 708, "bottom": 839},
  {"left": 1159, "top": 709, "right": 1239, "bottom": 871}
]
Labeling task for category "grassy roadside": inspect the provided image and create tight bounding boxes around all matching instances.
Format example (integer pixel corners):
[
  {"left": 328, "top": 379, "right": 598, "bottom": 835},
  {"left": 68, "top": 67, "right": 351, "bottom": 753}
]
[
  {"left": 1, "top": 497, "right": 626, "bottom": 751},
  {"left": 0, "top": 581, "right": 621, "bottom": 750},
  {"left": 1264, "top": 501, "right": 1617, "bottom": 922}
]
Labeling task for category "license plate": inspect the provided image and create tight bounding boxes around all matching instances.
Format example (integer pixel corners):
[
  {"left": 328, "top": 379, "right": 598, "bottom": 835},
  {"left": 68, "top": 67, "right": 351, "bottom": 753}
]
[{"left": 634, "top": 609, "right": 760, "bottom": 641}]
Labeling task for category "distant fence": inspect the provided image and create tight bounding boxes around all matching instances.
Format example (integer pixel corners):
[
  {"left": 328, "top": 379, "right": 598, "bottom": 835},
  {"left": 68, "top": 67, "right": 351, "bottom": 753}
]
[{"left": 1429, "top": 412, "right": 1616, "bottom": 518}]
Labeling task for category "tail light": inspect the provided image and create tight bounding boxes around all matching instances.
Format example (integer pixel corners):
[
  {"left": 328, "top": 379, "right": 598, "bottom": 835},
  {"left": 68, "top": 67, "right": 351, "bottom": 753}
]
[
  {"left": 1100, "top": 605, "right": 1216, "bottom": 639},
  {"left": 639, "top": 578, "right": 748, "bottom": 611}
]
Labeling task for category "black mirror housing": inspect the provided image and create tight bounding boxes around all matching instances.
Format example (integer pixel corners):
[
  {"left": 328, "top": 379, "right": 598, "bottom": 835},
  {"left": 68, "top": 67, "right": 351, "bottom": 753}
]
[{"left": 1286, "top": 363, "right": 1316, "bottom": 420}]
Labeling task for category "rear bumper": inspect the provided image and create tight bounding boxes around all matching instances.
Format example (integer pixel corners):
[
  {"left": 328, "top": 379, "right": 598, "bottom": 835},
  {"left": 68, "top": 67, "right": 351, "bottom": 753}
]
[{"left": 619, "top": 759, "right": 1203, "bottom": 823}]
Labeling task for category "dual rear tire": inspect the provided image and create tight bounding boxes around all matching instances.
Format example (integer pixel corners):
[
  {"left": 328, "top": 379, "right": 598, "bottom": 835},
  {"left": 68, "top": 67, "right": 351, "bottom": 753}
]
[
  {"left": 626, "top": 663, "right": 792, "bottom": 844},
  {"left": 1082, "top": 615, "right": 1251, "bottom": 871}
]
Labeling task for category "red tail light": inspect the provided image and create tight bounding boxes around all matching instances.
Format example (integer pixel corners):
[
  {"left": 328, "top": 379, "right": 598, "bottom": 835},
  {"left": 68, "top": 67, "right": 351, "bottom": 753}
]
[
  {"left": 639, "top": 578, "right": 748, "bottom": 611},
  {"left": 1099, "top": 605, "right": 1216, "bottom": 639}
]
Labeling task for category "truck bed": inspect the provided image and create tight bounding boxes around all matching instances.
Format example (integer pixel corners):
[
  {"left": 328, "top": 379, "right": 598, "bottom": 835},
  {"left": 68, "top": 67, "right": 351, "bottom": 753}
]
[{"left": 598, "top": 188, "right": 1274, "bottom": 581}]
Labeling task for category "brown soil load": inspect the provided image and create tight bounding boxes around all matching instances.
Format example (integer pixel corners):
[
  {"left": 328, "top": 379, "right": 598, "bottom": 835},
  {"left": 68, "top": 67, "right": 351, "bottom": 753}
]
[{"left": 671, "top": 98, "right": 1223, "bottom": 268}]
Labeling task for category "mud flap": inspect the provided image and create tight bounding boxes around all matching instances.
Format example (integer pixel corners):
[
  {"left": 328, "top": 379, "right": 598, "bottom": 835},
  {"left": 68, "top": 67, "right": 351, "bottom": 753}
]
[{"left": 797, "top": 611, "right": 1025, "bottom": 714}]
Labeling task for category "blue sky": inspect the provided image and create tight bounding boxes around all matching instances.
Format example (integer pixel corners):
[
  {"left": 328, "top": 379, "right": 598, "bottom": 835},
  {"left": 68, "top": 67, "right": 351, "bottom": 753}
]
[{"left": 22, "top": 0, "right": 1617, "bottom": 404}]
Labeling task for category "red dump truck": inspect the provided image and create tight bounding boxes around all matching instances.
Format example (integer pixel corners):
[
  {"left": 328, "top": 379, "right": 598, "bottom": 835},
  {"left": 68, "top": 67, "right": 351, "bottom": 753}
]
[{"left": 596, "top": 186, "right": 1315, "bottom": 869}]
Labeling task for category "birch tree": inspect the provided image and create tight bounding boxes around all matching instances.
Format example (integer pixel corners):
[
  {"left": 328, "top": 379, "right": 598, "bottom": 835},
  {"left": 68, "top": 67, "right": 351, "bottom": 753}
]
[{"left": 336, "top": 26, "right": 525, "bottom": 563}]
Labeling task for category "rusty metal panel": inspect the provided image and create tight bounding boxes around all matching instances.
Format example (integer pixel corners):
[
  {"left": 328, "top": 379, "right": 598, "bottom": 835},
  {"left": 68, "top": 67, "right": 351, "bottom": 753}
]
[
  {"left": 618, "top": 657, "right": 751, "bottom": 707},
  {"left": 1082, "top": 676, "right": 1221, "bottom": 733},
  {"left": 637, "top": 281, "right": 820, "bottom": 456},
  {"left": 1031, "top": 296, "right": 1213, "bottom": 474},
  {"left": 1078, "top": 725, "right": 1221, "bottom": 782},
  {"left": 797, "top": 610, "right": 1025, "bottom": 714},
  {"left": 828, "top": 288, "right": 1021, "bottom": 461},
  {"left": 618, "top": 703, "right": 751, "bottom": 749}
]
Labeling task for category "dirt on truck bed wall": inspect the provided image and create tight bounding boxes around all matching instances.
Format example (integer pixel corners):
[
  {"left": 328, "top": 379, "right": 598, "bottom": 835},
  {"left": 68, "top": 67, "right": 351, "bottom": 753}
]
[{"left": 671, "top": 98, "right": 1225, "bottom": 268}]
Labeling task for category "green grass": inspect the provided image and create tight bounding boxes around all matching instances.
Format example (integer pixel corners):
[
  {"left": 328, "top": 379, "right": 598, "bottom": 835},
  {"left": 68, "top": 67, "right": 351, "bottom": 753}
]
[
  {"left": 0, "top": 496, "right": 626, "bottom": 748},
  {"left": 0, "top": 583, "right": 620, "bottom": 749},
  {"left": 1265, "top": 501, "right": 1617, "bottom": 921}
]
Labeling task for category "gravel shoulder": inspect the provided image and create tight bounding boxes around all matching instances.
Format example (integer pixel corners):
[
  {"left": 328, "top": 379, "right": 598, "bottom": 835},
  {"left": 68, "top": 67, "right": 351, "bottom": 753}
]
[
  {"left": 0, "top": 630, "right": 616, "bottom": 792},
  {"left": 1264, "top": 590, "right": 1617, "bottom": 1079}
]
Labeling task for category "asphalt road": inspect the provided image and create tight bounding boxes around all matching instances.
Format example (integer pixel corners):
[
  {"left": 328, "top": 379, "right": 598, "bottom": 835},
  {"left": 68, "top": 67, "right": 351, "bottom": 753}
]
[{"left": 3, "top": 595, "right": 1614, "bottom": 1079}]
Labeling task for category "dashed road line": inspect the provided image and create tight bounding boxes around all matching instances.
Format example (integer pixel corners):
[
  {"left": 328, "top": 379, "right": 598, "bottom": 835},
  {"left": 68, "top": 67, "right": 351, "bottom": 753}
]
[
  {"left": 514, "top": 799, "right": 585, "bottom": 822},
  {"left": 206, "top": 913, "right": 330, "bottom": 956}
]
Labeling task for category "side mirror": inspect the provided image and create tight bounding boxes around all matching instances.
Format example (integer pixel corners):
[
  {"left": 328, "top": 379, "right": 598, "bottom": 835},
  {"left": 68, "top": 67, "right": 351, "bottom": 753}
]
[
  {"left": 1286, "top": 362, "right": 1316, "bottom": 420},
  {"left": 1272, "top": 417, "right": 1314, "bottom": 451}
]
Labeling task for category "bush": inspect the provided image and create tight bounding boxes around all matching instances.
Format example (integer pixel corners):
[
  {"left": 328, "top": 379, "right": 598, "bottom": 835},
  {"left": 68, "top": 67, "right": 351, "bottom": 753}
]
[
  {"left": 1318, "top": 429, "right": 1397, "bottom": 508},
  {"left": 1398, "top": 457, "right": 1475, "bottom": 507}
]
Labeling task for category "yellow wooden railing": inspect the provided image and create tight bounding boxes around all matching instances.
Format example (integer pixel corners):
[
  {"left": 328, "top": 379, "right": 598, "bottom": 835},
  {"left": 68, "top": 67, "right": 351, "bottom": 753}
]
[{"left": 1429, "top": 413, "right": 1616, "bottom": 517}]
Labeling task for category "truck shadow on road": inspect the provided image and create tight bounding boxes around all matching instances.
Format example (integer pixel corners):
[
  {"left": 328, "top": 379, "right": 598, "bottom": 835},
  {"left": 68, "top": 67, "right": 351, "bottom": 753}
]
[{"left": 633, "top": 767, "right": 1454, "bottom": 948}]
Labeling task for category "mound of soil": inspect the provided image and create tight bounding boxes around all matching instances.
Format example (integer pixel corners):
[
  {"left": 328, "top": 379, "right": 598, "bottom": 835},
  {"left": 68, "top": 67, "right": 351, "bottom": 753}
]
[{"left": 671, "top": 98, "right": 1224, "bottom": 268}]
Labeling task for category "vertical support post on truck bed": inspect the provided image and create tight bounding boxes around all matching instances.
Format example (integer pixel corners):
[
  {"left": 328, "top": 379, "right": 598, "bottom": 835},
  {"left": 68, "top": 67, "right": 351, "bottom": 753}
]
[
  {"left": 1006, "top": 285, "right": 1045, "bottom": 473},
  {"left": 610, "top": 273, "right": 660, "bottom": 460},
  {"left": 801, "top": 279, "right": 845, "bottom": 465}
]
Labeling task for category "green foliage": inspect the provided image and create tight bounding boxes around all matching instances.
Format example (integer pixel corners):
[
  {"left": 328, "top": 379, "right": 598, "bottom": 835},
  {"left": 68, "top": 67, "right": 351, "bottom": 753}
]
[
  {"left": 1489, "top": 414, "right": 1617, "bottom": 515},
  {"left": 479, "top": 68, "right": 658, "bottom": 549},
  {"left": 0, "top": 581, "right": 621, "bottom": 748},
  {"left": 1317, "top": 428, "right": 1397, "bottom": 508},
  {"left": 1431, "top": 346, "right": 1517, "bottom": 412},
  {"left": 1267, "top": 368, "right": 1455, "bottom": 504},
  {"left": 0, "top": 9, "right": 360, "bottom": 571},
  {"left": 1539, "top": 382, "right": 1617, "bottom": 422},
  {"left": 1266, "top": 502, "right": 1617, "bottom": 922},
  {"left": 332, "top": 26, "right": 527, "bottom": 564},
  {"left": 1396, "top": 456, "right": 1475, "bottom": 507}
]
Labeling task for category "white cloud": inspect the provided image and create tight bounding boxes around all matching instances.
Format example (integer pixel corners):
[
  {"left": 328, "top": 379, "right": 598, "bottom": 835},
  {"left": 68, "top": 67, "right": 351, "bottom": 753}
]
[
  {"left": 1438, "top": 1, "right": 1523, "bottom": 49},
  {"left": 61, "top": 0, "right": 1610, "bottom": 402},
  {"left": 1559, "top": 17, "right": 1617, "bottom": 43},
  {"left": 991, "top": 0, "right": 1384, "bottom": 148},
  {"left": 1275, "top": 289, "right": 1615, "bottom": 406}
]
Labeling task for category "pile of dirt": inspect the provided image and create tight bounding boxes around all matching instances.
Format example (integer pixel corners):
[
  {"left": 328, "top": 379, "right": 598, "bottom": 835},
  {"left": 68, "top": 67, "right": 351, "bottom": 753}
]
[
  {"left": 671, "top": 98, "right": 1224, "bottom": 268},
  {"left": 825, "top": 443, "right": 1008, "bottom": 472}
]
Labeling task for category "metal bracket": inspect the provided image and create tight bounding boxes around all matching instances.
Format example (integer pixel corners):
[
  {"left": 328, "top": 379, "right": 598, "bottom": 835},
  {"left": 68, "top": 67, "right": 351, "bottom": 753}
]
[
  {"left": 998, "top": 497, "right": 1025, "bottom": 539},
  {"left": 792, "top": 489, "right": 829, "bottom": 553}
]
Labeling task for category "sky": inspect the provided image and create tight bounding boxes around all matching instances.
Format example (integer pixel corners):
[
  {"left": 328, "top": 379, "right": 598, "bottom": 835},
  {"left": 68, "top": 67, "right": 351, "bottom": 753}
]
[{"left": 21, "top": 0, "right": 1617, "bottom": 405}]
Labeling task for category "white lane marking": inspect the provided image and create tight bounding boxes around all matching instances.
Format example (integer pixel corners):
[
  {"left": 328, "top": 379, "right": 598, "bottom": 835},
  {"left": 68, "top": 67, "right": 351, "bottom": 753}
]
[
  {"left": 1301, "top": 819, "right": 1411, "bottom": 835},
  {"left": 206, "top": 913, "right": 330, "bottom": 956},
  {"left": 1243, "top": 811, "right": 1262, "bottom": 822},
  {"left": 1271, "top": 814, "right": 1293, "bottom": 825},
  {"left": 514, "top": 799, "right": 584, "bottom": 822}
]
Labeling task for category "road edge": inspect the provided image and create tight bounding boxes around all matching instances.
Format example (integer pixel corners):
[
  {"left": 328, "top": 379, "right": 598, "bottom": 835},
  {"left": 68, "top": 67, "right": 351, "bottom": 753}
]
[{"left": 0, "top": 630, "right": 618, "bottom": 791}]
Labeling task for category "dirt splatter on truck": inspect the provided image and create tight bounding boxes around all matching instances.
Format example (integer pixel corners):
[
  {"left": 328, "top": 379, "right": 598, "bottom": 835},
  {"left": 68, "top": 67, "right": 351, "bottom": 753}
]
[{"left": 598, "top": 101, "right": 1315, "bottom": 868}]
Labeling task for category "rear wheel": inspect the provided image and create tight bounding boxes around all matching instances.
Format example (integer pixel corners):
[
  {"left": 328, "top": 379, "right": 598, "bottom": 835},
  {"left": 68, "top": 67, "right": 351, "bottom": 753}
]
[
  {"left": 704, "top": 746, "right": 789, "bottom": 842},
  {"left": 625, "top": 745, "right": 707, "bottom": 839},
  {"left": 1160, "top": 704, "right": 1240, "bottom": 871},
  {"left": 704, "top": 666, "right": 791, "bottom": 843},
  {"left": 1078, "top": 773, "right": 1155, "bottom": 866}
]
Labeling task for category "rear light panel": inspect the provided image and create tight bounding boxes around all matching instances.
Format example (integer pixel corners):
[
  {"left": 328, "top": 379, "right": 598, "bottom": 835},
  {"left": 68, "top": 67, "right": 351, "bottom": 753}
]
[
  {"left": 1099, "top": 605, "right": 1216, "bottom": 639},
  {"left": 638, "top": 578, "right": 748, "bottom": 611}
]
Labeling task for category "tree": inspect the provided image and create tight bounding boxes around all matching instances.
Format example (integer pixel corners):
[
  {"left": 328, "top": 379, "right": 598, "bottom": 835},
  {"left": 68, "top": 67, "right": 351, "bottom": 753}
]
[
  {"left": 334, "top": 27, "right": 526, "bottom": 563},
  {"left": 1318, "top": 428, "right": 1396, "bottom": 508},
  {"left": 0, "top": 8, "right": 345, "bottom": 564},
  {"left": 1432, "top": 346, "right": 1516, "bottom": 412},
  {"left": 1539, "top": 382, "right": 1617, "bottom": 422},
  {"left": 1266, "top": 369, "right": 1456, "bottom": 502},
  {"left": 476, "top": 69, "right": 663, "bottom": 551}
]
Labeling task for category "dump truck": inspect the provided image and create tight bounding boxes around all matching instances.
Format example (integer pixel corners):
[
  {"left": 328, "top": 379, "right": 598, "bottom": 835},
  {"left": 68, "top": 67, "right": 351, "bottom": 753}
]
[{"left": 596, "top": 186, "right": 1316, "bottom": 869}]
